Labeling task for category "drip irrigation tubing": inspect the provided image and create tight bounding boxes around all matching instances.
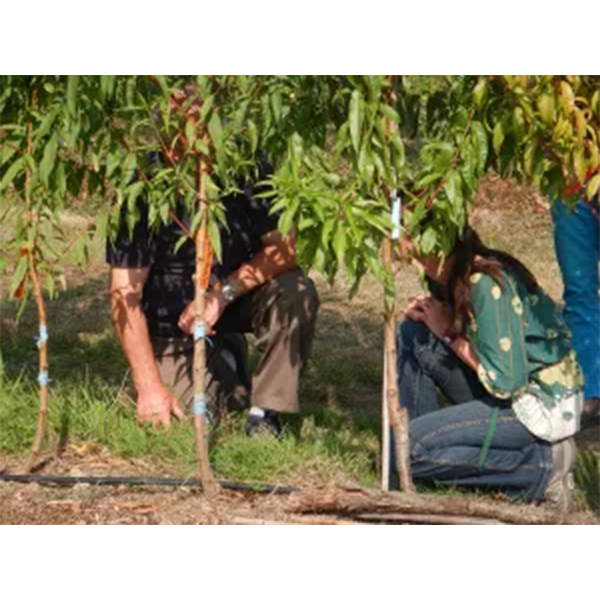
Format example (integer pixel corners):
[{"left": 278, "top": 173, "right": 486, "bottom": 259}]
[{"left": 0, "top": 473, "right": 300, "bottom": 495}]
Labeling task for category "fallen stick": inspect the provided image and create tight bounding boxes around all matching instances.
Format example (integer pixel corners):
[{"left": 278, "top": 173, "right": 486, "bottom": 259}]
[
  {"left": 353, "top": 512, "right": 503, "bottom": 525},
  {"left": 288, "top": 486, "right": 599, "bottom": 525},
  {"left": 229, "top": 516, "right": 362, "bottom": 526}
]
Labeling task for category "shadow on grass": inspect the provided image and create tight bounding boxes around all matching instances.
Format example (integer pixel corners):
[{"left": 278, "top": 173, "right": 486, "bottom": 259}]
[
  {"left": 1, "top": 275, "right": 128, "bottom": 388},
  {"left": 1, "top": 274, "right": 388, "bottom": 487},
  {"left": 575, "top": 450, "right": 600, "bottom": 514}
]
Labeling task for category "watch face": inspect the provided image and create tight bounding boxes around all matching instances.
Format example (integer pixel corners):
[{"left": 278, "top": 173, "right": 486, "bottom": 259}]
[{"left": 222, "top": 284, "right": 236, "bottom": 302}]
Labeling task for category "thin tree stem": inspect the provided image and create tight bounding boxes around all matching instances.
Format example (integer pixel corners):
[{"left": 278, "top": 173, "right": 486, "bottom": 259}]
[
  {"left": 24, "top": 88, "right": 49, "bottom": 473},
  {"left": 193, "top": 148, "right": 219, "bottom": 496},
  {"left": 26, "top": 251, "right": 49, "bottom": 472}
]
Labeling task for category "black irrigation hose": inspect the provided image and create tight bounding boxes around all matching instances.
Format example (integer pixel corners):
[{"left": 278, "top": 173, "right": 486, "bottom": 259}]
[{"left": 0, "top": 473, "right": 300, "bottom": 495}]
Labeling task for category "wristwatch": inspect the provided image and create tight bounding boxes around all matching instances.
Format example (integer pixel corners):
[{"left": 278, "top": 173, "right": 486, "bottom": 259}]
[{"left": 221, "top": 281, "right": 238, "bottom": 304}]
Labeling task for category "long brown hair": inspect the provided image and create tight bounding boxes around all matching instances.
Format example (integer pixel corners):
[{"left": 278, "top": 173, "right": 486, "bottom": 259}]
[{"left": 446, "top": 225, "right": 539, "bottom": 337}]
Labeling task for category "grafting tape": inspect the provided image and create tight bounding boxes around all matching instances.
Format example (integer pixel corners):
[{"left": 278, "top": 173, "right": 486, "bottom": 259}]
[
  {"left": 38, "top": 371, "right": 50, "bottom": 386},
  {"left": 36, "top": 325, "right": 49, "bottom": 348},
  {"left": 193, "top": 322, "right": 206, "bottom": 341},
  {"left": 391, "top": 191, "right": 402, "bottom": 241},
  {"left": 193, "top": 394, "right": 207, "bottom": 416}
]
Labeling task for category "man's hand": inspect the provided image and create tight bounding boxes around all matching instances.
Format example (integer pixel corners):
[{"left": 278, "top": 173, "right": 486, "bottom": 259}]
[
  {"left": 178, "top": 289, "right": 226, "bottom": 336},
  {"left": 136, "top": 387, "right": 185, "bottom": 429}
]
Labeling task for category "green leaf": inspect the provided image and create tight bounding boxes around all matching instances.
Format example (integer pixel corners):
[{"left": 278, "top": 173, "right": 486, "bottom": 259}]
[
  {"left": 34, "top": 107, "right": 59, "bottom": 141},
  {"left": 279, "top": 209, "right": 295, "bottom": 236},
  {"left": 0, "top": 141, "right": 17, "bottom": 166},
  {"left": 0, "top": 156, "right": 25, "bottom": 192},
  {"left": 106, "top": 151, "right": 121, "bottom": 179},
  {"left": 40, "top": 135, "right": 58, "bottom": 187},
  {"left": 195, "top": 139, "right": 210, "bottom": 155},
  {"left": 471, "top": 121, "right": 488, "bottom": 175},
  {"left": 247, "top": 120, "right": 258, "bottom": 154},
  {"left": 52, "top": 161, "right": 67, "bottom": 199},
  {"left": 271, "top": 91, "right": 283, "bottom": 122},
  {"left": 0, "top": 256, "right": 11, "bottom": 273},
  {"left": 420, "top": 227, "right": 437, "bottom": 256},
  {"left": 512, "top": 106, "right": 526, "bottom": 140},
  {"left": 200, "top": 95, "right": 214, "bottom": 123},
  {"left": 349, "top": 90, "right": 363, "bottom": 153},
  {"left": 492, "top": 121, "right": 504, "bottom": 154},
  {"left": 537, "top": 95, "right": 555, "bottom": 126},
  {"left": 208, "top": 114, "right": 223, "bottom": 151},
  {"left": 573, "top": 148, "right": 587, "bottom": 183},
  {"left": 185, "top": 120, "right": 197, "bottom": 148},
  {"left": 332, "top": 225, "right": 347, "bottom": 265},
  {"left": 560, "top": 81, "right": 575, "bottom": 112},
  {"left": 432, "top": 143, "right": 455, "bottom": 173},
  {"left": 444, "top": 170, "right": 463, "bottom": 209},
  {"left": 587, "top": 173, "right": 600, "bottom": 200},
  {"left": 67, "top": 76, "right": 80, "bottom": 118},
  {"left": 473, "top": 78, "right": 488, "bottom": 109},
  {"left": 100, "top": 75, "right": 116, "bottom": 100},
  {"left": 208, "top": 218, "right": 222, "bottom": 263},
  {"left": 127, "top": 181, "right": 145, "bottom": 206},
  {"left": 380, "top": 104, "right": 400, "bottom": 124},
  {"left": 95, "top": 213, "right": 109, "bottom": 241},
  {"left": 46, "top": 273, "right": 56, "bottom": 300},
  {"left": 390, "top": 131, "right": 405, "bottom": 170},
  {"left": 10, "top": 255, "right": 28, "bottom": 298}
]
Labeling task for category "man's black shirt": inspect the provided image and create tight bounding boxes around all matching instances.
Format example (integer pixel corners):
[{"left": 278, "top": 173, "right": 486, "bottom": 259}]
[{"left": 106, "top": 182, "right": 279, "bottom": 339}]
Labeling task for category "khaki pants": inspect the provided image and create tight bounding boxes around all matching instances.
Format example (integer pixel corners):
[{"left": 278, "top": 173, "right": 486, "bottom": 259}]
[{"left": 153, "top": 269, "right": 319, "bottom": 414}]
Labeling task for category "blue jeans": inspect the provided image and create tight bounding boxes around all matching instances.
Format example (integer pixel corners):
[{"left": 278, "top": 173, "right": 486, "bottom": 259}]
[
  {"left": 552, "top": 198, "right": 600, "bottom": 399},
  {"left": 394, "top": 320, "right": 552, "bottom": 501}
]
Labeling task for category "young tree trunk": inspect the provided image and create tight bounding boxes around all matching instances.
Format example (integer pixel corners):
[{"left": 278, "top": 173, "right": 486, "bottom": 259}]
[
  {"left": 24, "top": 87, "right": 50, "bottom": 473},
  {"left": 26, "top": 258, "right": 49, "bottom": 473},
  {"left": 192, "top": 153, "right": 219, "bottom": 496}
]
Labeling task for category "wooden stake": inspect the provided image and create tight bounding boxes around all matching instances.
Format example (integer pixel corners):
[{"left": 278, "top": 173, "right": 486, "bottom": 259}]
[
  {"left": 380, "top": 76, "right": 415, "bottom": 494},
  {"left": 192, "top": 152, "right": 219, "bottom": 496},
  {"left": 382, "top": 238, "right": 415, "bottom": 493},
  {"left": 380, "top": 347, "right": 390, "bottom": 491}
]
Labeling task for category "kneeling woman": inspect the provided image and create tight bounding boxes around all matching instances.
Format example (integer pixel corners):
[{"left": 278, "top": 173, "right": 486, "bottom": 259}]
[{"left": 397, "top": 225, "right": 583, "bottom": 508}]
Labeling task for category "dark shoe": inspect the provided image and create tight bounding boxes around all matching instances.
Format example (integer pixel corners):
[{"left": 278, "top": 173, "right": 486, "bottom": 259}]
[
  {"left": 245, "top": 410, "right": 283, "bottom": 439},
  {"left": 545, "top": 438, "right": 577, "bottom": 511}
]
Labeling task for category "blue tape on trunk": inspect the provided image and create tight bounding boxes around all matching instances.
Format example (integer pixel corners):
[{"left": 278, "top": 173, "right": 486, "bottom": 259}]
[
  {"left": 193, "top": 322, "right": 206, "bottom": 341},
  {"left": 193, "top": 395, "right": 207, "bottom": 416},
  {"left": 36, "top": 325, "right": 49, "bottom": 348},
  {"left": 38, "top": 371, "right": 50, "bottom": 386},
  {"left": 391, "top": 192, "right": 402, "bottom": 240}
]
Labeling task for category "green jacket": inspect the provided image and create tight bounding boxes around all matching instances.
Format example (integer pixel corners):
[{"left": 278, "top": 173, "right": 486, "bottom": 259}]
[{"left": 466, "top": 269, "right": 583, "bottom": 441}]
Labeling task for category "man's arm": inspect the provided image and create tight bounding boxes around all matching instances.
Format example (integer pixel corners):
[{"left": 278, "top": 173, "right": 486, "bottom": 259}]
[
  {"left": 225, "top": 228, "right": 297, "bottom": 294},
  {"left": 178, "top": 229, "right": 297, "bottom": 334},
  {"left": 110, "top": 266, "right": 184, "bottom": 427}
]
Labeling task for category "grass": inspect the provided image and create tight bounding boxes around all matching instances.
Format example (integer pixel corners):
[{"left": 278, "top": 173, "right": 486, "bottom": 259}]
[
  {"left": 0, "top": 369, "right": 381, "bottom": 487},
  {"left": 0, "top": 310, "right": 378, "bottom": 484}
]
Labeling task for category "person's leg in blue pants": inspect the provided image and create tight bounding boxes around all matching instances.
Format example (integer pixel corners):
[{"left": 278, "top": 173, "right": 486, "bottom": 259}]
[
  {"left": 552, "top": 197, "right": 600, "bottom": 423},
  {"left": 393, "top": 320, "right": 552, "bottom": 500}
]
